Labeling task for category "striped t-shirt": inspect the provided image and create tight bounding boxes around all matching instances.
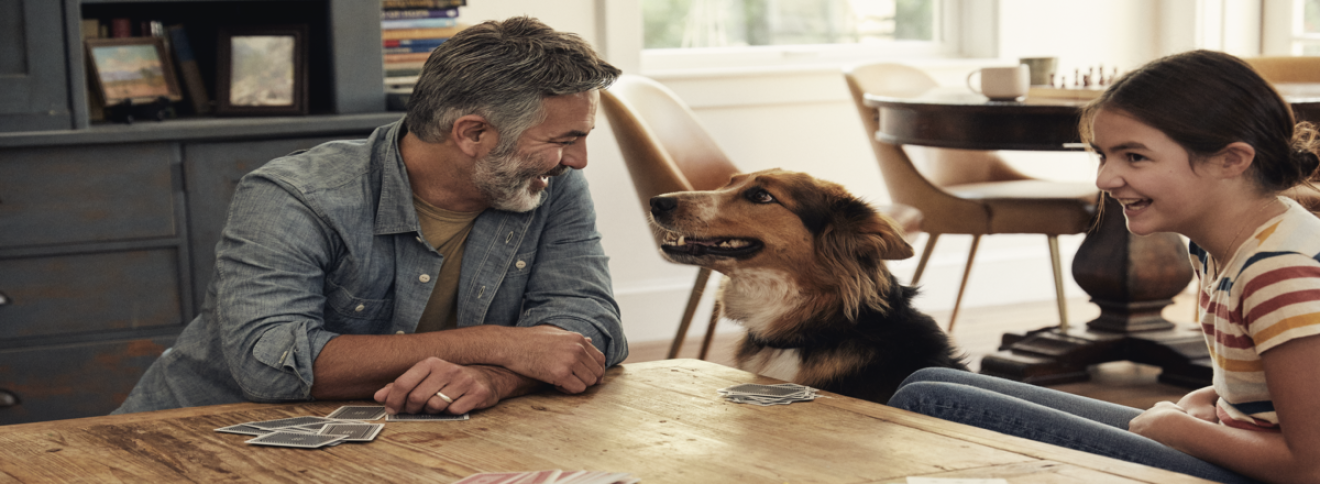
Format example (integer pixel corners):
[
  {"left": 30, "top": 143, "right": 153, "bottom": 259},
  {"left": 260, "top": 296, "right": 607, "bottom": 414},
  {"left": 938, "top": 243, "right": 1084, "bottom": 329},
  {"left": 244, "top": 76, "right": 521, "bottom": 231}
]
[{"left": 1190, "top": 196, "right": 1320, "bottom": 430}]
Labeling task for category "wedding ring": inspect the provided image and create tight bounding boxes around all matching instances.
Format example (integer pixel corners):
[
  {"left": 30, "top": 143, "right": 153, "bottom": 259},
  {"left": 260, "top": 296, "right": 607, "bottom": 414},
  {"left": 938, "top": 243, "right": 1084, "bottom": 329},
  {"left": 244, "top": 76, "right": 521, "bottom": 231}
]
[{"left": 436, "top": 391, "right": 454, "bottom": 403}]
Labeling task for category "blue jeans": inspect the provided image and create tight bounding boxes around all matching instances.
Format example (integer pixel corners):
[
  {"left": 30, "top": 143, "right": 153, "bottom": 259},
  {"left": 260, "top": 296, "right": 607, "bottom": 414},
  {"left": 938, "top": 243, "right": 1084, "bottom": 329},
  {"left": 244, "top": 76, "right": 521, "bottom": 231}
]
[{"left": 888, "top": 368, "right": 1259, "bottom": 484}]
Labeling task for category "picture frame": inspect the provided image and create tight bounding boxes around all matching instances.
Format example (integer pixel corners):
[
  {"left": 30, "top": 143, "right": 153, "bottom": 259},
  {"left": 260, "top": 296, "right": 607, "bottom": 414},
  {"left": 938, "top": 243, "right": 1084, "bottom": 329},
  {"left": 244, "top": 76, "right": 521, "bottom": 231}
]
[
  {"left": 215, "top": 25, "right": 308, "bottom": 116},
  {"left": 84, "top": 37, "right": 183, "bottom": 107}
]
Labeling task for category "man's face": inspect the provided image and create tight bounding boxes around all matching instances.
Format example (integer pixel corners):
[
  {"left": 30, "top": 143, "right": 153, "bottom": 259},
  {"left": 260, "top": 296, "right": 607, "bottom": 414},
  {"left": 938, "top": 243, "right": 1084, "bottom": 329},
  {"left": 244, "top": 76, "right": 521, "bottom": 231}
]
[{"left": 473, "top": 91, "right": 598, "bottom": 212}]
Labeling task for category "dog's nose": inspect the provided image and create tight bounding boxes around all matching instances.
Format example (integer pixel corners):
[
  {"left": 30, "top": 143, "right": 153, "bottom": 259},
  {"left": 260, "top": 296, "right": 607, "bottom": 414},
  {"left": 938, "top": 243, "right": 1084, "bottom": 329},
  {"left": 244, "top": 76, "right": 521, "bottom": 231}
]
[{"left": 650, "top": 196, "right": 678, "bottom": 215}]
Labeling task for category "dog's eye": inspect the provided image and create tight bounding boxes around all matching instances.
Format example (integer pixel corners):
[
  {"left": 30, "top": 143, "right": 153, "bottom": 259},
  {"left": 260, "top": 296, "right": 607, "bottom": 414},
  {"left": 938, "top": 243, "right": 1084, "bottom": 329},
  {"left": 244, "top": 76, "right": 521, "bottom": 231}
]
[{"left": 746, "top": 188, "right": 775, "bottom": 204}]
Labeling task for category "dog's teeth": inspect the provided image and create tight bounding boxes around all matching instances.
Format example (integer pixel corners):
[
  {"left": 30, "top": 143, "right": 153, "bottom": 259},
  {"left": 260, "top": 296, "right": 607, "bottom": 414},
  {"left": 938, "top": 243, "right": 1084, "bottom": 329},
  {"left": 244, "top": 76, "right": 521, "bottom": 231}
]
[{"left": 677, "top": 236, "right": 685, "bottom": 246}]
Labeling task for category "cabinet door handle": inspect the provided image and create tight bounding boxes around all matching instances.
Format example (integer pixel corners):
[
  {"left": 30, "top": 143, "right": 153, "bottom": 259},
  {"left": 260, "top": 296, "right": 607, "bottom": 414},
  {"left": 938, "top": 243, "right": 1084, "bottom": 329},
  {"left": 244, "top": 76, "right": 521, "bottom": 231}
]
[
  {"left": 0, "top": 389, "right": 18, "bottom": 408},
  {"left": 0, "top": 291, "right": 8, "bottom": 306}
]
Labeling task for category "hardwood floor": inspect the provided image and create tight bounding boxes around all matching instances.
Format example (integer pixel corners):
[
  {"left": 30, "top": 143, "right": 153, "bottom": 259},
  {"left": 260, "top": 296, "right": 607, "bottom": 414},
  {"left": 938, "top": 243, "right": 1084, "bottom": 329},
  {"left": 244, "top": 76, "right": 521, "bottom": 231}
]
[{"left": 623, "top": 284, "right": 1202, "bottom": 409}]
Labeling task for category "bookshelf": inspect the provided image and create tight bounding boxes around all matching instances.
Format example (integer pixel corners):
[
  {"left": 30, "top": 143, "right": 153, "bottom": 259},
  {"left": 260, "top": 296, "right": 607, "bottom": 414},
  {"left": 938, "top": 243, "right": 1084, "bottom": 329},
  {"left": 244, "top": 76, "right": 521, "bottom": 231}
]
[{"left": 0, "top": 0, "right": 398, "bottom": 424}]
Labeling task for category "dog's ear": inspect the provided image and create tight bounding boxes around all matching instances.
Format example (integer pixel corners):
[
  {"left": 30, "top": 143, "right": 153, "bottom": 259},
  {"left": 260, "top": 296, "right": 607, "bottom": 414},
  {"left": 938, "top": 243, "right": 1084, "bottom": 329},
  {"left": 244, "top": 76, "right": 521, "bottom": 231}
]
[
  {"left": 858, "top": 211, "right": 915, "bottom": 261},
  {"left": 816, "top": 194, "right": 914, "bottom": 318}
]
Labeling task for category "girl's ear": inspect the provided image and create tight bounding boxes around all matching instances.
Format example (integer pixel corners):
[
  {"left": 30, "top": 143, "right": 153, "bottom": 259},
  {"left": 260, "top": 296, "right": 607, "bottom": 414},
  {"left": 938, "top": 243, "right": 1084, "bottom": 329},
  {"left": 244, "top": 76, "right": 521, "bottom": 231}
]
[{"left": 1214, "top": 141, "right": 1257, "bottom": 179}]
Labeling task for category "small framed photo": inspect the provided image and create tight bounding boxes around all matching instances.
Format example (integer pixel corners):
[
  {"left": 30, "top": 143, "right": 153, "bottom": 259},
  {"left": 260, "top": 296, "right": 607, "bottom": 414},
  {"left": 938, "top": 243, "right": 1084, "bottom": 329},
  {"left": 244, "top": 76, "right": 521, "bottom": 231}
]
[
  {"left": 215, "top": 25, "right": 308, "bottom": 116},
  {"left": 85, "top": 37, "right": 183, "bottom": 107}
]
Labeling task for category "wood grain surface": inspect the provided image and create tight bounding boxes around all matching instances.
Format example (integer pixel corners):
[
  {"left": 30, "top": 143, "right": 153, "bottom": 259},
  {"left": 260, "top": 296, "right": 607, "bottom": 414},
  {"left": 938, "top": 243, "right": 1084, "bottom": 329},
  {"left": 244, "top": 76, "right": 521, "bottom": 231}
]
[{"left": 0, "top": 359, "right": 1211, "bottom": 483}]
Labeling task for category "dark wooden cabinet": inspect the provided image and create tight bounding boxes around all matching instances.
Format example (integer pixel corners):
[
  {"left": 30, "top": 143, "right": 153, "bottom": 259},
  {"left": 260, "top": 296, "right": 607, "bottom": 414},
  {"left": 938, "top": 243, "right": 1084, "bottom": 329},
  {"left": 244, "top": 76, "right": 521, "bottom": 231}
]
[{"left": 0, "top": 0, "right": 402, "bottom": 425}]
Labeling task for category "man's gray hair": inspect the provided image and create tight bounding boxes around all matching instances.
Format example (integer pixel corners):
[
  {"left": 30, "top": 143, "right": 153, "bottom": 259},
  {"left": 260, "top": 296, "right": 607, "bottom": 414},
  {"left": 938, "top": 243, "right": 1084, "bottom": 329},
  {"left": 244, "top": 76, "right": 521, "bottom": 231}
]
[{"left": 405, "top": 16, "right": 620, "bottom": 153}]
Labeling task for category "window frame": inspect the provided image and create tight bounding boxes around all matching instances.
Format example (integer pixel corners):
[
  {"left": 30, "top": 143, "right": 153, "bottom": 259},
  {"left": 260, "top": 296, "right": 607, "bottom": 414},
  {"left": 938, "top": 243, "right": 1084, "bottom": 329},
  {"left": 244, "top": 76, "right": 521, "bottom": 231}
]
[{"left": 639, "top": 0, "right": 967, "bottom": 74}]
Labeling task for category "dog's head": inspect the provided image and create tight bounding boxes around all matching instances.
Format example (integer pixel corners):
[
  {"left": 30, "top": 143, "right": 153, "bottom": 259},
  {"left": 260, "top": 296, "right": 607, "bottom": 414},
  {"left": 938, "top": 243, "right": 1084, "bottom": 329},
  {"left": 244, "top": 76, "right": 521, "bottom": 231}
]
[{"left": 649, "top": 169, "right": 914, "bottom": 320}]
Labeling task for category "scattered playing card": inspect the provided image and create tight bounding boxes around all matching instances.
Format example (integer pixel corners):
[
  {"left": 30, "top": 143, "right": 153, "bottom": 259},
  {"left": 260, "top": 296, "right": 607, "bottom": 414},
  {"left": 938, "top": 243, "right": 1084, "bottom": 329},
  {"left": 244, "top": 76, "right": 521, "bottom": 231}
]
[
  {"left": 319, "top": 422, "right": 384, "bottom": 442},
  {"left": 245, "top": 416, "right": 337, "bottom": 430},
  {"left": 245, "top": 431, "right": 346, "bottom": 449},
  {"left": 719, "top": 383, "right": 806, "bottom": 397},
  {"left": 326, "top": 405, "right": 388, "bottom": 420},
  {"left": 386, "top": 412, "right": 470, "bottom": 421},
  {"left": 214, "top": 424, "right": 269, "bottom": 436},
  {"left": 718, "top": 382, "right": 819, "bottom": 406},
  {"left": 451, "top": 472, "right": 529, "bottom": 484}
]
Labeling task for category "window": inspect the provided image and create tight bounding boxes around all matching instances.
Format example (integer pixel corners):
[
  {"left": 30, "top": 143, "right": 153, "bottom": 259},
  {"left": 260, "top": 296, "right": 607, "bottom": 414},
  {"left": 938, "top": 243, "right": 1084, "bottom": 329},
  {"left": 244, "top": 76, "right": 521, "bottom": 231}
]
[
  {"left": 641, "top": 0, "right": 956, "bottom": 72},
  {"left": 1293, "top": 0, "right": 1320, "bottom": 54}
]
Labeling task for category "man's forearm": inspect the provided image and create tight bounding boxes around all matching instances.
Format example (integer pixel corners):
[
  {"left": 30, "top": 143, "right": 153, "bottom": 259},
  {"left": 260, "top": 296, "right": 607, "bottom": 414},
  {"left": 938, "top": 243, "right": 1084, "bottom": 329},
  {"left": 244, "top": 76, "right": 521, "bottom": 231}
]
[{"left": 310, "top": 327, "right": 513, "bottom": 400}]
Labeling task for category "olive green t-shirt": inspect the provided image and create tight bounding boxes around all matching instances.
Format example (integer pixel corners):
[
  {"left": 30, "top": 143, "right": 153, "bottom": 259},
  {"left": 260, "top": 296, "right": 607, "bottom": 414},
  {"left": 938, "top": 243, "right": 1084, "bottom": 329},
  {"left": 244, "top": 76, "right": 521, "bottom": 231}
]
[{"left": 412, "top": 195, "right": 481, "bottom": 333}]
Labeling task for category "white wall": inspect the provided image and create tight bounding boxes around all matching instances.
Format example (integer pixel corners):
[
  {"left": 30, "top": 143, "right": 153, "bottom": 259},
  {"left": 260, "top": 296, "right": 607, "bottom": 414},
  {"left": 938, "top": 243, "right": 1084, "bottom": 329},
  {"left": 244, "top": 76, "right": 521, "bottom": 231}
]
[{"left": 454, "top": 1, "right": 1225, "bottom": 343}]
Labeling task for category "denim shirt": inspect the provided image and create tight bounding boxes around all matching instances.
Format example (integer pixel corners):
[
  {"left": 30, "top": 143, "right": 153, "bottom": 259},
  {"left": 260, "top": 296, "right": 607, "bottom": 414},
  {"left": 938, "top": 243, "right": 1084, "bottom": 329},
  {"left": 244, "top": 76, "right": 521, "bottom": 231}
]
[{"left": 114, "top": 120, "right": 626, "bottom": 413}]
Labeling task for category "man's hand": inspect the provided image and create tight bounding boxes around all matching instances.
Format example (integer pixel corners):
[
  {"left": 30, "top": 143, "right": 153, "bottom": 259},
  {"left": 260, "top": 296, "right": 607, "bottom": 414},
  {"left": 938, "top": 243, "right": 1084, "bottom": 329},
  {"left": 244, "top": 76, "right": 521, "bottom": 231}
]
[
  {"left": 373, "top": 357, "right": 512, "bottom": 415},
  {"left": 498, "top": 325, "right": 606, "bottom": 393}
]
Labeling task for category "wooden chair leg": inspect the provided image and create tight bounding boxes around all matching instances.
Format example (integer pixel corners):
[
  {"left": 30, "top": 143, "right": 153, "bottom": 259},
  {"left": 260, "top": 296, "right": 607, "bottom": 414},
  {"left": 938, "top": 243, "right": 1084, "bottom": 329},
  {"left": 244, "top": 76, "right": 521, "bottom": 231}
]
[
  {"left": 668, "top": 267, "right": 712, "bottom": 359},
  {"left": 912, "top": 233, "right": 940, "bottom": 285},
  {"left": 947, "top": 235, "right": 981, "bottom": 333},
  {"left": 1047, "top": 235, "right": 1070, "bottom": 332},
  {"left": 697, "top": 281, "right": 724, "bottom": 360}
]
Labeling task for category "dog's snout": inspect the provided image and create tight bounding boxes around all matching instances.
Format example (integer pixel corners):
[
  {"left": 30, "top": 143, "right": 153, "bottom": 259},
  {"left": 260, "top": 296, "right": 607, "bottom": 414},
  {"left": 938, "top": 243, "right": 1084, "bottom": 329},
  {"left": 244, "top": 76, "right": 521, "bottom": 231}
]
[{"left": 650, "top": 196, "right": 678, "bottom": 216}]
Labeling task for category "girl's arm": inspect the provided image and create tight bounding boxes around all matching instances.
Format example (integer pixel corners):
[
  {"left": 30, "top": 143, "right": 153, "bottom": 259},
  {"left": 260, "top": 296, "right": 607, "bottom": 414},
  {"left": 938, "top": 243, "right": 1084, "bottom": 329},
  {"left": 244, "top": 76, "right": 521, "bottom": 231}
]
[
  {"left": 1175, "top": 385, "right": 1219, "bottom": 423},
  {"left": 1130, "top": 335, "right": 1320, "bottom": 483}
]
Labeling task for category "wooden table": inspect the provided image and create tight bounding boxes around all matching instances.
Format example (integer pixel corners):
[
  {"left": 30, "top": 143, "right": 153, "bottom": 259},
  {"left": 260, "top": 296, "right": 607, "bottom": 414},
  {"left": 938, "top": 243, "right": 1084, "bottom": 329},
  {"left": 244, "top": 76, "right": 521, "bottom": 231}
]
[{"left": 0, "top": 359, "right": 1210, "bottom": 483}]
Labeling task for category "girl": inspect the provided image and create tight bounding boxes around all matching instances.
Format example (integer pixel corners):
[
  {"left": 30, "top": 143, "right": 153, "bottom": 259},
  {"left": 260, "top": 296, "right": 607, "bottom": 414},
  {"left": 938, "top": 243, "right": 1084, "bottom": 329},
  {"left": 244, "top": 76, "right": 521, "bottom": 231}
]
[{"left": 889, "top": 49, "right": 1320, "bottom": 484}]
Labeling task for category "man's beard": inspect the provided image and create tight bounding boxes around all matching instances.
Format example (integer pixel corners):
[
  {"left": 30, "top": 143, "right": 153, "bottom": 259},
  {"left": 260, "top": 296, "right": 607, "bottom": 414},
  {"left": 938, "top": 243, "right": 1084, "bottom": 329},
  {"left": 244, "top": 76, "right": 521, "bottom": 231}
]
[{"left": 472, "top": 147, "right": 569, "bottom": 212}]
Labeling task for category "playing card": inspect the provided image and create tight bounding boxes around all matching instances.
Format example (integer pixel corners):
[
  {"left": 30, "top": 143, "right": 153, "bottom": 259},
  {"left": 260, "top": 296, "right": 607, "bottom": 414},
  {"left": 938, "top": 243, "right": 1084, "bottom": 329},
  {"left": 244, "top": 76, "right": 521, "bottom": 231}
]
[
  {"left": 318, "top": 422, "right": 384, "bottom": 442},
  {"left": 245, "top": 431, "right": 346, "bottom": 449},
  {"left": 245, "top": 416, "right": 336, "bottom": 430},
  {"left": 719, "top": 383, "right": 807, "bottom": 397},
  {"left": 450, "top": 472, "right": 529, "bottom": 484},
  {"left": 326, "top": 405, "right": 388, "bottom": 420},
  {"left": 386, "top": 412, "right": 470, "bottom": 421},
  {"left": 214, "top": 424, "right": 269, "bottom": 436}
]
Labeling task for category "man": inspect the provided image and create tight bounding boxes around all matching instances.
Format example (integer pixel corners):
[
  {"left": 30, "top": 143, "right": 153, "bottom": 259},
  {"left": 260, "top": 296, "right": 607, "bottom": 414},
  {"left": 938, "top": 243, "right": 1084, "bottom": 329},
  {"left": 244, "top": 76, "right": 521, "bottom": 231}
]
[{"left": 114, "top": 16, "right": 627, "bottom": 416}]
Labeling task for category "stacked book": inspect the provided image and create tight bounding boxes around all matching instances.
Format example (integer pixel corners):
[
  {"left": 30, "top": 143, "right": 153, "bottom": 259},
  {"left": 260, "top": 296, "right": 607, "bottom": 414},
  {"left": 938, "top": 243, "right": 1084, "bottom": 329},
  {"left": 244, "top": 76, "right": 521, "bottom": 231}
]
[{"left": 382, "top": 0, "right": 467, "bottom": 80}]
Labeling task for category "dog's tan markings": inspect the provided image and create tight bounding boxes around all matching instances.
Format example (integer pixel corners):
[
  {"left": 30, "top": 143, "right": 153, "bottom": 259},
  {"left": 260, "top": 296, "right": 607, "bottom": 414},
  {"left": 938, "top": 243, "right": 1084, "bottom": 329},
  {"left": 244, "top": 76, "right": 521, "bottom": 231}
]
[{"left": 795, "top": 347, "right": 871, "bottom": 388}]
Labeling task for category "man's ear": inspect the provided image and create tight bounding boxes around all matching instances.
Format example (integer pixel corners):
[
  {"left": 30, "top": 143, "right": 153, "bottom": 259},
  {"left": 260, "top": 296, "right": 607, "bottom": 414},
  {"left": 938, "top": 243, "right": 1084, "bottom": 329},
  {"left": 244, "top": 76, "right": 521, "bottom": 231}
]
[
  {"left": 1214, "top": 141, "right": 1257, "bottom": 179},
  {"left": 450, "top": 114, "right": 499, "bottom": 158}
]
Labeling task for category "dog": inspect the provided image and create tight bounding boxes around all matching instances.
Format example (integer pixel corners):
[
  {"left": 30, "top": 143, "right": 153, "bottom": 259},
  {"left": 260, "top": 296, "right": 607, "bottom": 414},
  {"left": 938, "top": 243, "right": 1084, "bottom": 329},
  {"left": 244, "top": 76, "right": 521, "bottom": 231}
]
[{"left": 649, "top": 169, "right": 967, "bottom": 404}]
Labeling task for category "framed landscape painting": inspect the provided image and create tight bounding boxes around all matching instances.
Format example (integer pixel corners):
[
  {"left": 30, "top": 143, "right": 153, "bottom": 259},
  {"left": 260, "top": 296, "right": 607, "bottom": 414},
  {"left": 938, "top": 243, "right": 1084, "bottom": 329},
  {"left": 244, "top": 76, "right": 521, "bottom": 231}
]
[
  {"left": 85, "top": 37, "right": 182, "bottom": 107},
  {"left": 215, "top": 25, "right": 309, "bottom": 116}
]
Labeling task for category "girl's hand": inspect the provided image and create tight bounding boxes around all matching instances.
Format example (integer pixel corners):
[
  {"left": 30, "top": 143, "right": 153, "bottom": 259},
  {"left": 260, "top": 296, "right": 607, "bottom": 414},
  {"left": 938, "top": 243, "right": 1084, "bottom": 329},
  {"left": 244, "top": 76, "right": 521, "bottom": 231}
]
[
  {"left": 1129, "top": 401, "right": 1195, "bottom": 451},
  {"left": 1175, "top": 386, "right": 1220, "bottom": 423}
]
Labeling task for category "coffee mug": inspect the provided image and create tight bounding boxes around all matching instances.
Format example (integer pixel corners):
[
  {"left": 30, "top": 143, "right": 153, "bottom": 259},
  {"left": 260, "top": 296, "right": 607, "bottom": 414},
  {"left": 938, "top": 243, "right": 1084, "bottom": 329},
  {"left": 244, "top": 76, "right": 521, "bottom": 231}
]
[
  {"left": 1019, "top": 57, "right": 1058, "bottom": 86},
  {"left": 967, "top": 65, "right": 1030, "bottom": 101}
]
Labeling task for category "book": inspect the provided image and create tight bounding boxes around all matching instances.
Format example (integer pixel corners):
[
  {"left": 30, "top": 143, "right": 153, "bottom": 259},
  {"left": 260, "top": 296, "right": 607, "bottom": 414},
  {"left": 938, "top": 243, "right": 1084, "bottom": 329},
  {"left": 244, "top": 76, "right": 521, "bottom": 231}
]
[
  {"left": 384, "top": 63, "right": 426, "bottom": 77},
  {"left": 384, "top": 52, "right": 433, "bottom": 64},
  {"left": 382, "top": 0, "right": 465, "bottom": 8},
  {"left": 383, "top": 45, "right": 441, "bottom": 55},
  {"left": 80, "top": 19, "right": 101, "bottom": 40},
  {"left": 167, "top": 24, "right": 211, "bottom": 114},
  {"left": 385, "top": 38, "right": 451, "bottom": 47},
  {"left": 381, "top": 17, "right": 458, "bottom": 30},
  {"left": 380, "top": 8, "right": 459, "bottom": 20},
  {"left": 110, "top": 18, "right": 132, "bottom": 38},
  {"left": 382, "top": 26, "right": 466, "bottom": 41}
]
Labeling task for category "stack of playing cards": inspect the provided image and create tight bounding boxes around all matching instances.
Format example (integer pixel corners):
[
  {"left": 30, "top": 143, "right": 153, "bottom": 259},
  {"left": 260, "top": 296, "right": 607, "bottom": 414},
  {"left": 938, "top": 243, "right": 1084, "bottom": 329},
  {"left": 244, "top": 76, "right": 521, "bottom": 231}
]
[
  {"left": 214, "top": 405, "right": 467, "bottom": 449},
  {"left": 454, "top": 470, "right": 639, "bottom": 484},
  {"left": 717, "top": 383, "right": 820, "bottom": 406}
]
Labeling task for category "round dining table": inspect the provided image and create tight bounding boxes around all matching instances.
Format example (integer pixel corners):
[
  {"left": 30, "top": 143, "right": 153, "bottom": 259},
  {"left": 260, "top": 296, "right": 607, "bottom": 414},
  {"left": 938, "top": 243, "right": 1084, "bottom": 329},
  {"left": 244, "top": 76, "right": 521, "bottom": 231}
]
[{"left": 863, "top": 84, "right": 1320, "bottom": 387}]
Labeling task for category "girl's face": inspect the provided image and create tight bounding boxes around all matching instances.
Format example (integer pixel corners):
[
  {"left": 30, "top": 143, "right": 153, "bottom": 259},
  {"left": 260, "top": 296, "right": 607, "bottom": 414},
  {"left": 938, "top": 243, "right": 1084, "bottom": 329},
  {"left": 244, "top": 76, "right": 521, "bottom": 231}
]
[{"left": 1092, "top": 108, "right": 1215, "bottom": 237}]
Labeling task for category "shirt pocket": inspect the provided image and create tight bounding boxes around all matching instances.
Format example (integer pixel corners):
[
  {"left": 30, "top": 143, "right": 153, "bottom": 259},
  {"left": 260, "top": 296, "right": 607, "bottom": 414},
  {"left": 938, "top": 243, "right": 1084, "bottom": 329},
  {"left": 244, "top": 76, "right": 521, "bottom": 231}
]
[{"left": 324, "top": 280, "right": 394, "bottom": 332}]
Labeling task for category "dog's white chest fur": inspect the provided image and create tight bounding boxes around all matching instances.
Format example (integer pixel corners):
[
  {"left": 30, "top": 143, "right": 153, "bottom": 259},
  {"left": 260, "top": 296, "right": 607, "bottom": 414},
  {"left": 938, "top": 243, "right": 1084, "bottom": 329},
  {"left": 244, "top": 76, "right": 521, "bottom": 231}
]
[
  {"left": 739, "top": 348, "right": 802, "bottom": 382},
  {"left": 723, "top": 268, "right": 805, "bottom": 382},
  {"left": 721, "top": 268, "right": 802, "bottom": 334}
]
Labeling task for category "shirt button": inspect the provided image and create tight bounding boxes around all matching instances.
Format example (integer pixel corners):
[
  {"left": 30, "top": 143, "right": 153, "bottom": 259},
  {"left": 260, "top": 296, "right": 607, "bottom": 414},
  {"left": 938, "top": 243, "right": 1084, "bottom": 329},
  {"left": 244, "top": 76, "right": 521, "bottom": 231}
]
[
  {"left": 419, "top": 274, "right": 431, "bottom": 283},
  {"left": 515, "top": 260, "right": 526, "bottom": 269},
  {"left": 354, "top": 304, "right": 365, "bottom": 312}
]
